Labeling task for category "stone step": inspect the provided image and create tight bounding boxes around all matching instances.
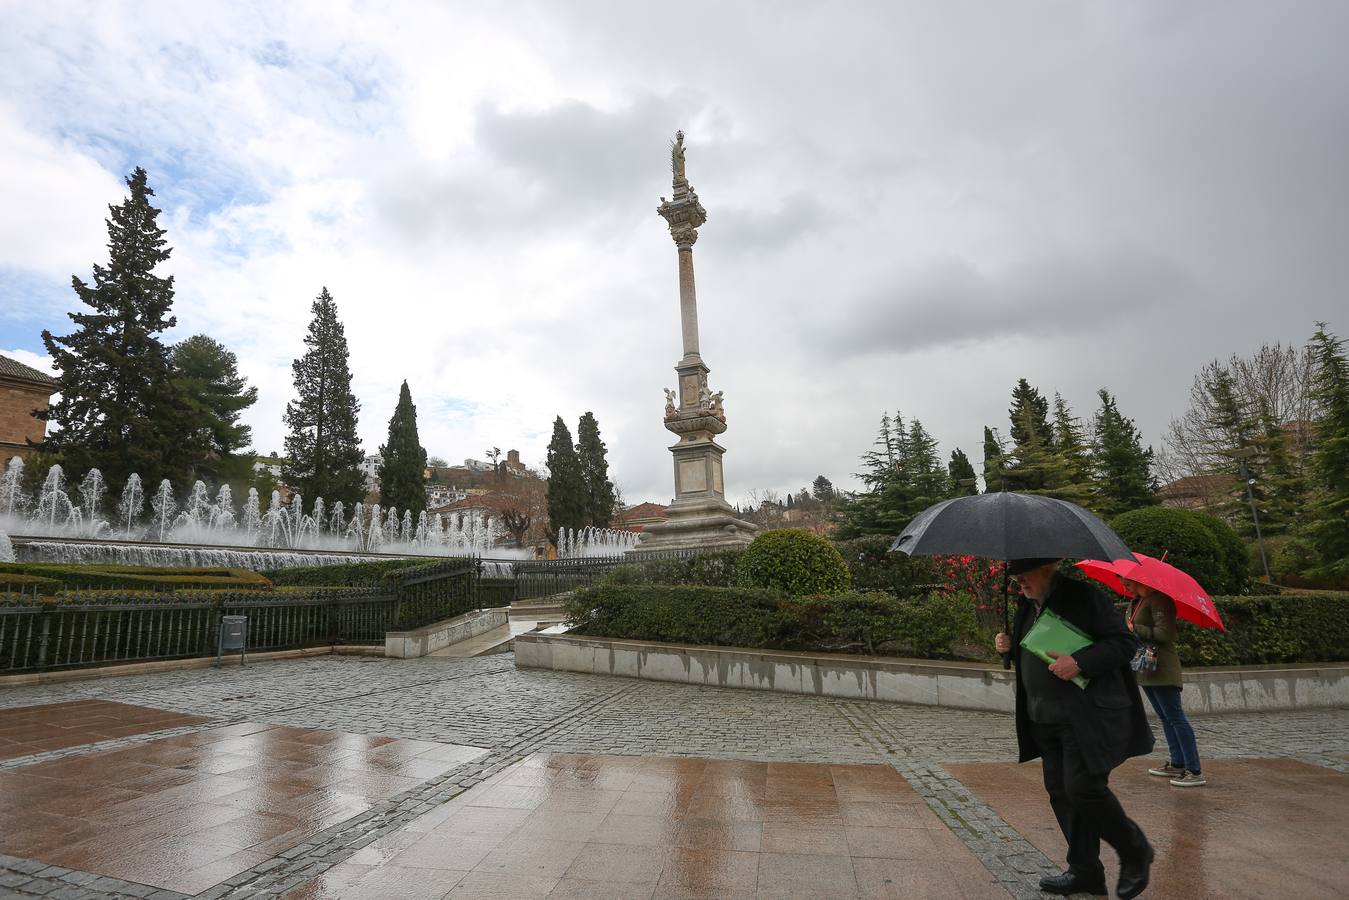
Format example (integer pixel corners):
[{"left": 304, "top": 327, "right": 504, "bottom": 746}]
[{"left": 427, "top": 624, "right": 514, "bottom": 658}]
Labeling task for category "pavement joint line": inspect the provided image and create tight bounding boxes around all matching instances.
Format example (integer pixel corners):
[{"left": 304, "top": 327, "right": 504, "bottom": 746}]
[
  {"left": 210, "top": 680, "right": 643, "bottom": 898},
  {"left": 838, "top": 700, "right": 1057, "bottom": 899},
  {"left": 0, "top": 656, "right": 515, "bottom": 772}
]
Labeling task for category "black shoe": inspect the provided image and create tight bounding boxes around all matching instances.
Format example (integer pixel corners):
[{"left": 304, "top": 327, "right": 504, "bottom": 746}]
[
  {"left": 1117, "top": 843, "right": 1155, "bottom": 900},
  {"left": 1039, "top": 870, "right": 1107, "bottom": 896}
]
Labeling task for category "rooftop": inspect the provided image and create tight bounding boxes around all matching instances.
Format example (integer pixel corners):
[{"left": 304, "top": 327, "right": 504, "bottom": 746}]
[{"left": 0, "top": 353, "right": 57, "bottom": 386}]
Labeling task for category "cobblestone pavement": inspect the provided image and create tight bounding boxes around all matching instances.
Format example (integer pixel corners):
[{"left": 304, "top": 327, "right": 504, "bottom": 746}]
[{"left": 0, "top": 655, "right": 1345, "bottom": 898}]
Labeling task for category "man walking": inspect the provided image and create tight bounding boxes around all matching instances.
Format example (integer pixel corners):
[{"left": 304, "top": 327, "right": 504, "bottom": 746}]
[{"left": 994, "top": 558, "right": 1155, "bottom": 898}]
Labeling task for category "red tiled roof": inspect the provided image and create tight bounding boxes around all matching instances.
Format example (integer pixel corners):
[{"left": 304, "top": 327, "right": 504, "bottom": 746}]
[{"left": 0, "top": 354, "right": 56, "bottom": 386}]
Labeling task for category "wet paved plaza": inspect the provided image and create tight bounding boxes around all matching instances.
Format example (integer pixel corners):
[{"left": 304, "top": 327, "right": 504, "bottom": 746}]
[{"left": 0, "top": 654, "right": 1345, "bottom": 898}]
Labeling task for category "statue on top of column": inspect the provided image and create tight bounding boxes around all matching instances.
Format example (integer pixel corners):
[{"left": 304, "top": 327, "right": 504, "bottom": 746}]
[{"left": 671, "top": 130, "right": 686, "bottom": 184}]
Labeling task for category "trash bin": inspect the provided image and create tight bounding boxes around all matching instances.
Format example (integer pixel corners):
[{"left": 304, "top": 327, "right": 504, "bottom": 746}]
[{"left": 216, "top": 615, "right": 248, "bottom": 668}]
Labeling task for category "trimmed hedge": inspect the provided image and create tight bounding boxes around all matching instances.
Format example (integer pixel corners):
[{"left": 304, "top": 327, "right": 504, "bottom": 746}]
[
  {"left": 0, "top": 562, "right": 272, "bottom": 592},
  {"left": 0, "top": 573, "right": 61, "bottom": 593},
  {"left": 737, "top": 529, "right": 851, "bottom": 595},
  {"left": 263, "top": 558, "right": 434, "bottom": 588},
  {"left": 1110, "top": 507, "right": 1246, "bottom": 594},
  {"left": 563, "top": 584, "right": 979, "bottom": 660},
  {"left": 599, "top": 550, "right": 743, "bottom": 588},
  {"left": 564, "top": 584, "right": 1348, "bottom": 667},
  {"left": 1174, "top": 592, "right": 1349, "bottom": 667}
]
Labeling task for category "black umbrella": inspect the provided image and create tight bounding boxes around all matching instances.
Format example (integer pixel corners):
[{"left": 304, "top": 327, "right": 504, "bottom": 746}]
[{"left": 890, "top": 492, "right": 1134, "bottom": 668}]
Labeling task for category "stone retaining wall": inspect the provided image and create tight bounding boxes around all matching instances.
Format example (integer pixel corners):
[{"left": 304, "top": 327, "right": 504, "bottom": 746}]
[
  {"left": 514, "top": 631, "right": 1349, "bottom": 715},
  {"left": 385, "top": 608, "right": 507, "bottom": 658}
]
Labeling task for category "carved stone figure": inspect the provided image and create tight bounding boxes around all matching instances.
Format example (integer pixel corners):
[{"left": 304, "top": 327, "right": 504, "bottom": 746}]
[
  {"left": 671, "top": 130, "right": 686, "bottom": 183},
  {"left": 698, "top": 383, "right": 712, "bottom": 408},
  {"left": 664, "top": 388, "right": 677, "bottom": 417},
  {"left": 709, "top": 390, "right": 724, "bottom": 414}
]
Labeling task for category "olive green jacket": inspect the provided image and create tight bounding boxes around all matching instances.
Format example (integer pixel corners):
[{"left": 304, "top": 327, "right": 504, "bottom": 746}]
[{"left": 1130, "top": 595, "right": 1183, "bottom": 688}]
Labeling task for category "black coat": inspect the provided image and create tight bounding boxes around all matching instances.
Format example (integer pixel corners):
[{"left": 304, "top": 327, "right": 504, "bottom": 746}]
[{"left": 1011, "top": 574, "right": 1154, "bottom": 775}]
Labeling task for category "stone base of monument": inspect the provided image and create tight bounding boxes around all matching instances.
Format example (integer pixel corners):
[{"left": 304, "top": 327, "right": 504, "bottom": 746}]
[{"left": 630, "top": 495, "right": 759, "bottom": 553}]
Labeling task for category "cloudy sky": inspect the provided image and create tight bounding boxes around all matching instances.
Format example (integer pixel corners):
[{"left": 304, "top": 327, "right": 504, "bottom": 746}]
[{"left": 2, "top": 2, "right": 1345, "bottom": 506}]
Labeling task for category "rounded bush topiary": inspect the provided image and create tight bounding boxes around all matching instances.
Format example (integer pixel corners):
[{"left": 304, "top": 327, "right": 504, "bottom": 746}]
[
  {"left": 1109, "top": 506, "right": 1244, "bottom": 595},
  {"left": 736, "top": 528, "right": 852, "bottom": 596}
]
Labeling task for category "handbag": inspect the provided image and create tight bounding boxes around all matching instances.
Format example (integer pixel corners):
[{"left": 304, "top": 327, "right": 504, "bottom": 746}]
[{"left": 1129, "top": 601, "right": 1158, "bottom": 674}]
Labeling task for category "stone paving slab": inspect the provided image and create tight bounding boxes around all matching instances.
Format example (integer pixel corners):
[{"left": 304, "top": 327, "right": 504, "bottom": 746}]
[
  {"left": 949, "top": 757, "right": 1349, "bottom": 899},
  {"left": 0, "top": 721, "right": 487, "bottom": 895},
  {"left": 0, "top": 656, "right": 1346, "bottom": 898},
  {"left": 285, "top": 752, "right": 1006, "bottom": 900},
  {"left": 0, "top": 699, "right": 211, "bottom": 760}
]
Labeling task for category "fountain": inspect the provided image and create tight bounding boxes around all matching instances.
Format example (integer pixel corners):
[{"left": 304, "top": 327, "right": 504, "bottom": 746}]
[
  {"left": 0, "top": 457, "right": 521, "bottom": 570},
  {"left": 554, "top": 526, "right": 642, "bottom": 558}
]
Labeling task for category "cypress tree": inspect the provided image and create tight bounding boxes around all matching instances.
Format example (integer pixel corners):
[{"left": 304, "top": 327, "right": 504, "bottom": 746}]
[
  {"left": 40, "top": 167, "right": 188, "bottom": 489},
  {"left": 982, "top": 426, "right": 1007, "bottom": 493},
  {"left": 948, "top": 448, "right": 978, "bottom": 496},
  {"left": 1306, "top": 323, "right": 1349, "bottom": 574},
  {"left": 575, "top": 411, "right": 617, "bottom": 527},
  {"left": 1090, "top": 389, "right": 1158, "bottom": 517},
  {"left": 283, "top": 288, "right": 365, "bottom": 506},
  {"left": 545, "top": 416, "right": 585, "bottom": 538},
  {"left": 377, "top": 381, "right": 428, "bottom": 518}
]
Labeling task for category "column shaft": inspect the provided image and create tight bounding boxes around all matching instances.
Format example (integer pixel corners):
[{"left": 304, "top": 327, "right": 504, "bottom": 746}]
[{"left": 677, "top": 246, "right": 700, "bottom": 358}]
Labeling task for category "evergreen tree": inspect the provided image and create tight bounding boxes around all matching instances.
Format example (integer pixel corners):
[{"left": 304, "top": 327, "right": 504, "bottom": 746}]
[
  {"left": 282, "top": 288, "right": 365, "bottom": 506},
  {"left": 545, "top": 416, "right": 585, "bottom": 538},
  {"left": 575, "top": 411, "right": 617, "bottom": 527},
  {"left": 1249, "top": 400, "right": 1301, "bottom": 536},
  {"left": 377, "top": 381, "right": 428, "bottom": 517},
  {"left": 40, "top": 168, "right": 188, "bottom": 489},
  {"left": 904, "top": 419, "right": 948, "bottom": 511},
  {"left": 1306, "top": 323, "right": 1349, "bottom": 574},
  {"left": 1090, "top": 389, "right": 1158, "bottom": 517},
  {"left": 981, "top": 426, "right": 1007, "bottom": 493},
  {"left": 811, "top": 475, "right": 835, "bottom": 502},
  {"left": 947, "top": 448, "right": 978, "bottom": 496},
  {"left": 836, "top": 413, "right": 946, "bottom": 536},
  {"left": 1008, "top": 379, "right": 1053, "bottom": 448},
  {"left": 169, "top": 335, "right": 258, "bottom": 485},
  {"left": 1051, "top": 392, "right": 1092, "bottom": 486}
]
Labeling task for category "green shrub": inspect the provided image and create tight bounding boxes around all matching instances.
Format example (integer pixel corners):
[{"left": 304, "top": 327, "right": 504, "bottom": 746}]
[
  {"left": 784, "top": 591, "right": 979, "bottom": 659},
  {"left": 736, "top": 529, "right": 851, "bottom": 595},
  {"left": 565, "top": 584, "right": 791, "bottom": 648},
  {"left": 831, "top": 536, "right": 937, "bottom": 594},
  {"left": 0, "top": 563, "right": 272, "bottom": 592},
  {"left": 0, "top": 573, "right": 61, "bottom": 594},
  {"left": 263, "top": 558, "right": 432, "bottom": 588},
  {"left": 598, "top": 550, "right": 743, "bottom": 588},
  {"left": 1194, "top": 512, "right": 1249, "bottom": 594},
  {"left": 1109, "top": 507, "right": 1239, "bottom": 594},
  {"left": 1175, "top": 593, "right": 1349, "bottom": 666}
]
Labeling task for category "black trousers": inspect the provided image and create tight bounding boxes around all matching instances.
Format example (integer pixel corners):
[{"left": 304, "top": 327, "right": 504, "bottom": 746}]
[{"left": 1033, "top": 722, "right": 1148, "bottom": 878}]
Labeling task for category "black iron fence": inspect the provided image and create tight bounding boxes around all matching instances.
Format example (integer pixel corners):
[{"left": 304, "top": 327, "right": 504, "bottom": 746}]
[
  {"left": 0, "top": 588, "right": 395, "bottom": 673},
  {"left": 512, "top": 556, "right": 628, "bottom": 601},
  {"left": 0, "top": 560, "right": 490, "bottom": 673}
]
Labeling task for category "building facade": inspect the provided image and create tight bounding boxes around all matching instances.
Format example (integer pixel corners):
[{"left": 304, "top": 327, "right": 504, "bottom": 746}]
[{"left": 0, "top": 354, "right": 57, "bottom": 462}]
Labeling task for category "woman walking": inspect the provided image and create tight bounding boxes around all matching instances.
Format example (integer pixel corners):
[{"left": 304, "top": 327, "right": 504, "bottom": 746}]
[{"left": 1124, "top": 577, "right": 1206, "bottom": 787}]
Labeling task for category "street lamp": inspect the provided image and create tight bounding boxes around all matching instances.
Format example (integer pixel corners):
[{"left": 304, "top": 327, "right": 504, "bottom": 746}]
[{"left": 1224, "top": 446, "right": 1271, "bottom": 581}]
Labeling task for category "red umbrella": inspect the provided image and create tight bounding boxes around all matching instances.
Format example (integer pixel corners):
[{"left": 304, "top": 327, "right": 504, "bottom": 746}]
[
  {"left": 1077, "top": 553, "right": 1225, "bottom": 631},
  {"left": 1075, "top": 558, "right": 1133, "bottom": 598}
]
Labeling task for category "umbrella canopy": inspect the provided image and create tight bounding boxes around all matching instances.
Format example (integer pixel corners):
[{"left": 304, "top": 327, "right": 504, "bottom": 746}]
[
  {"left": 890, "top": 492, "right": 1134, "bottom": 562},
  {"left": 1077, "top": 553, "right": 1226, "bottom": 631}
]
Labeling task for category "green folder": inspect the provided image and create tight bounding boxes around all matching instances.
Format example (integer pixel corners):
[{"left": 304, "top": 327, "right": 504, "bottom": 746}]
[{"left": 1020, "top": 608, "right": 1092, "bottom": 689}]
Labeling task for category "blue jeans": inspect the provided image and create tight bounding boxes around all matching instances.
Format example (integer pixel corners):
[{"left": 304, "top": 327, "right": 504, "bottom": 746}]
[{"left": 1143, "top": 685, "right": 1201, "bottom": 774}]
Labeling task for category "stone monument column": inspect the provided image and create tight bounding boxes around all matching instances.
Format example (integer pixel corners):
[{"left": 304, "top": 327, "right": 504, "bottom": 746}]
[{"left": 635, "top": 132, "right": 758, "bottom": 552}]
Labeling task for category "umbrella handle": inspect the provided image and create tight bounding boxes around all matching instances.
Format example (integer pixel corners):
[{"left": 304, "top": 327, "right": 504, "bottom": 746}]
[{"left": 1001, "top": 566, "right": 1012, "bottom": 671}]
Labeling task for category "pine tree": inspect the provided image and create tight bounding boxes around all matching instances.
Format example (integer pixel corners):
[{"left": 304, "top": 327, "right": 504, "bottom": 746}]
[
  {"left": 282, "top": 288, "right": 365, "bottom": 506},
  {"left": 1306, "top": 323, "right": 1349, "bottom": 574},
  {"left": 575, "top": 411, "right": 616, "bottom": 527},
  {"left": 170, "top": 335, "right": 258, "bottom": 485},
  {"left": 904, "top": 419, "right": 948, "bottom": 511},
  {"left": 811, "top": 475, "right": 835, "bottom": 502},
  {"left": 545, "top": 416, "right": 585, "bottom": 538},
  {"left": 1090, "top": 389, "right": 1158, "bottom": 517},
  {"left": 982, "top": 426, "right": 1007, "bottom": 493},
  {"left": 377, "top": 381, "right": 428, "bottom": 517},
  {"left": 40, "top": 168, "right": 189, "bottom": 489},
  {"left": 948, "top": 448, "right": 978, "bottom": 497},
  {"left": 1051, "top": 393, "right": 1092, "bottom": 486}
]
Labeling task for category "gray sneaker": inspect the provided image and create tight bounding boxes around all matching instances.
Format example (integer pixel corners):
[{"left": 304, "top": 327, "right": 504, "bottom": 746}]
[
  {"left": 1148, "top": 762, "right": 1185, "bottom": 778},
  {"left": 1170, "top": 770, "right": 1207, "bottom": 787}
]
